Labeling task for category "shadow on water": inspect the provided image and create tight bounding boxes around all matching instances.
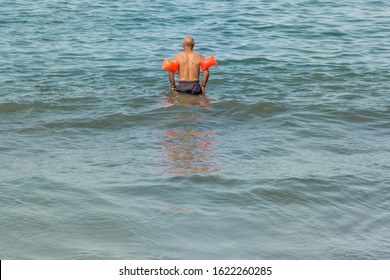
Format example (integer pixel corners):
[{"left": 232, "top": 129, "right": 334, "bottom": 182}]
[{"left": 157, "top": 92, "right": 219, "bottom": 175}]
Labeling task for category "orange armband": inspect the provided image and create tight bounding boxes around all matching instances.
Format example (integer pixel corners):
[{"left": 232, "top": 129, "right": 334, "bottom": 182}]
[
  {"left": 162, "top": 59, "right": 179, "bottom": 72},
  {"left": 200, "top": 55, "right": 217, "bottom": 71}
]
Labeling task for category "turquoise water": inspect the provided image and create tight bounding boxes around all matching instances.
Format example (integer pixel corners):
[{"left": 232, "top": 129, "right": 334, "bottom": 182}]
[{"left": 1, "top": 0, "right": 390, "bottom": 259}]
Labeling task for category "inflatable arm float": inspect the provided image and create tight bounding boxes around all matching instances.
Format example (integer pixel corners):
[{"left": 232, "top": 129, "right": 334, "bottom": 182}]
[
  {"left": 162, "top": 59, "right": 179, "bottom": 72},
  {"left": 200, "top": 55, "right": 217, "bottom": 71}
]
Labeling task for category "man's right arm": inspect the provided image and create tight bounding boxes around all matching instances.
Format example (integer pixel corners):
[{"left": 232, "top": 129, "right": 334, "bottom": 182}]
[{"left": 168, "top": 71, "right": 176, "bottom": 91}]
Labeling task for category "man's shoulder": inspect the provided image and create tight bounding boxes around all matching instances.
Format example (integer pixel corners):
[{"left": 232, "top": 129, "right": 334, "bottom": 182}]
[
  {"left": 175, "top": 52, "right": 185, "bottom": 57},
  {"left": 174, "top": 52, "right": 185, "bottom": 60},
  {"left": 194, "top": 52, "right": 204, "bottom": 59},
  {"left": 191, "top": 52, "right": 202, "bottom": 56},
  {"left": 174, "top": 52, "right": 203, "bottom": 62}
]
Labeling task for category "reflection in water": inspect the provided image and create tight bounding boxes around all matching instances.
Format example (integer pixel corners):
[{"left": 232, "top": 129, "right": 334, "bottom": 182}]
[
  {"left": 163, "top": 92, "right": 211, "bottom": 108},
  {"left": 160, "top": 128, "right": 219, "bottom": 175},
  {"left": 159, "top": 94, "right": 219, "bottom": 175}
]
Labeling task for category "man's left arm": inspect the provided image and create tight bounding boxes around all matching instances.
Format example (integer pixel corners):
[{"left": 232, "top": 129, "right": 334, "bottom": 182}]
[{"left": 201, "top": 69, "right": 209, "bottom": 94}]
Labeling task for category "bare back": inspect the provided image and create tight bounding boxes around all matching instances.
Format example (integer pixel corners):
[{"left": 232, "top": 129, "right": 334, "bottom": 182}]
[{"left": 174, "top": 52, "right": 204, "bottom": 82}]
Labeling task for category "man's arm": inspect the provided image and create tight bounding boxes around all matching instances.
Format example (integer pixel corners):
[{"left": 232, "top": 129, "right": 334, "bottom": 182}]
[
  {"left": 168, "top": 71, "right": 176, "bottom": 91},
  {"left": 201, "top": 69, "right": 209, "bottom": 94}
]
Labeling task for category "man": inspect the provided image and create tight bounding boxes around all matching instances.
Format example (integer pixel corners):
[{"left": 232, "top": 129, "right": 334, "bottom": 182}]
[{"left": 168, "top": 36, "right": 209, "bottom": 95}]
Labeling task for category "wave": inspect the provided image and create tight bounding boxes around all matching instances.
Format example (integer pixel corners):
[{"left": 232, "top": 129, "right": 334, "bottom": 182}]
[{"left": 0, "top": 97, "right": 101, "bottom": 113}]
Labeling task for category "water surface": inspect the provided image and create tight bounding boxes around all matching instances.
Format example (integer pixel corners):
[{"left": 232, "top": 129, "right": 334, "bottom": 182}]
[{"left": 1, "top": 0, "right": 390, "bottom": 259}]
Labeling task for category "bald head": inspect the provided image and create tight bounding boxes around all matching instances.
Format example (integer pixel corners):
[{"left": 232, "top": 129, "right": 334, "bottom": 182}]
[{"left": 182, "top": 36, "right": 195, "bottom": 49}]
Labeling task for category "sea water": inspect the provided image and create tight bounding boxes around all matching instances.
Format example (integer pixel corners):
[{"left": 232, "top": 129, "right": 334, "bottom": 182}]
[{"left": 1, "top": 0, "right": 389, "bottom": 259}]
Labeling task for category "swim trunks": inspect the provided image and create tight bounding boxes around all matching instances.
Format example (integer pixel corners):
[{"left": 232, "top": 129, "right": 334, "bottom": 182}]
[{"left": 177, "top": 81, "right": 202, "bottom": 95}]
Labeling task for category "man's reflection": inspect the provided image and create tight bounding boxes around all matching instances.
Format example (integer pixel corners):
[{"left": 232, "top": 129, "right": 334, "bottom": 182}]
[{"left": 159, "top": 101, "right": 219, "bottom": 175}]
